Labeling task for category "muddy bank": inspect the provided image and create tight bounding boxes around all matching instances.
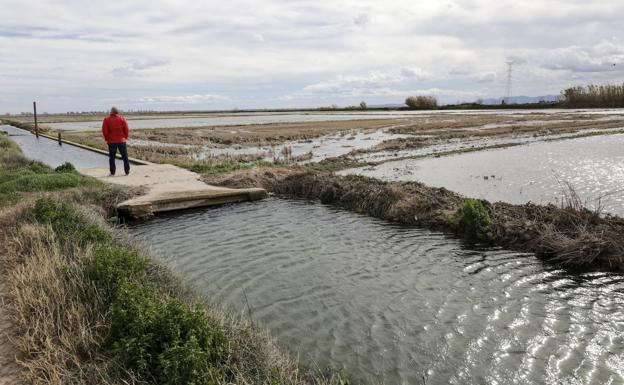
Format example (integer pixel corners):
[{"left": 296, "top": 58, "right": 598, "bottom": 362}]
[{"left": 204, "top": 168, "right": 624, "bottom": 270}]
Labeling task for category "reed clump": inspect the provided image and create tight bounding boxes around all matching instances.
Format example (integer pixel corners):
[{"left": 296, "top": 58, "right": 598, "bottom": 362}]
[{"left": 562, "top": 83, "right": 624, "bottom": 108}]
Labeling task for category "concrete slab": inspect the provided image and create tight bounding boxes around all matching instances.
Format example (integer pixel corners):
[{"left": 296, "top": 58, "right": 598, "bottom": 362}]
[{"left": 81, "top": 164, "right": 267, "bottom": 218}]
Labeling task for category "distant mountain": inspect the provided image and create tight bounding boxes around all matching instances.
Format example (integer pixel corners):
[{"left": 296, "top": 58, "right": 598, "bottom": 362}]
[
  {"left": 368, "top": 103, "right": 407, "bottom": 109},
  {"left": 481, "top": 95, "right": 562, "bottom": 105}
]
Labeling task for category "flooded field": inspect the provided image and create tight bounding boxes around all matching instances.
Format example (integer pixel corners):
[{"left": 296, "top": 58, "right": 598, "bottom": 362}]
[
  {"left": 344, "top": 133, "right": 624, "bottom": 216},
  {"left": 57, "top": 110, "right": 624, "bottom": 166},
  {"left": 33, "top": 108, "right": 624, "bottom": 132},
  {"left": 130, "top": 199, "right": 624, "bottom": 385},
  {"left": 44, "top": 112, "right": 416, "bottom": 132}
]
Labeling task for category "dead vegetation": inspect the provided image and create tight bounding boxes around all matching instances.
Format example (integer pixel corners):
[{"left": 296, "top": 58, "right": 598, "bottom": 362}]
[{"left": 205, "top": 168, "right": 624, "bottom": 269}]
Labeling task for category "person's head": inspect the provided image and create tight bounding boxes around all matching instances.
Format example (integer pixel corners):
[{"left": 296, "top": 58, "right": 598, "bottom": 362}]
[{"left": 110, "top": 106, "right": 120, "bottom": 115}]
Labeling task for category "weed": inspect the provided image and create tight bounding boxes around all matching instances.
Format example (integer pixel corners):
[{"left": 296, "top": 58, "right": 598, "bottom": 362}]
[
  {"left": 55, "top": 162, "right": 77, "bottom": 172},
  {"left": 451, "top": 199, "right": 494, "bottom": 242}
]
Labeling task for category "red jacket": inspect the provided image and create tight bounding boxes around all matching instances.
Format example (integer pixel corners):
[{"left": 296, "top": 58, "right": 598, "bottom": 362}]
[{"left": 102, "top": 114, "right": 130, "bottom": 144}]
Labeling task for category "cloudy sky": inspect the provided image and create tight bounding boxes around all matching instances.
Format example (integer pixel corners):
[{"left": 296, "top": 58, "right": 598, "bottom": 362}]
[{"left": 1, "top": 0, "right": 623, "bottom": 113}]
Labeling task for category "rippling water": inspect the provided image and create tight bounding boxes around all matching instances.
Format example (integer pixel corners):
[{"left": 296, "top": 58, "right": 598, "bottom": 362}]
[{"left": 130, "top": 199, "right": 624, "bottom": 385}]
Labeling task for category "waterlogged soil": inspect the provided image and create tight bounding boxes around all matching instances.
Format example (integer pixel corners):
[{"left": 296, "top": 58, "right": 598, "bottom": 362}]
[
  {"left": 130, "top": 199, "right": 624, "bottom": 385},
  {"left": 344, "top": 133, "right": 624, "bottom": 216}
]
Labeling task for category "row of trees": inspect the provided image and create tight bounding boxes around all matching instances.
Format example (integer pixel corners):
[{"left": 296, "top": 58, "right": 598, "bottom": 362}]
[{"left": 562, "top": 84, "right": 624, "bottom": 108}]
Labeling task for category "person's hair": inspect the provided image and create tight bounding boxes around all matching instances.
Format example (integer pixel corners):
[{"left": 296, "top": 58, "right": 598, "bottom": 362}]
[{"left": 110, "top": 106, "right": 120, "bottom": 115}]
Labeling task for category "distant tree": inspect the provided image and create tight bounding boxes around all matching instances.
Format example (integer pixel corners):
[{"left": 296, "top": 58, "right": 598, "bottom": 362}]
[
  {"left": 359, "top": 101, "right": 368, "bottom": 110},
  {"left": 405, "top": 95, "right": 438, "bottom": 109}
]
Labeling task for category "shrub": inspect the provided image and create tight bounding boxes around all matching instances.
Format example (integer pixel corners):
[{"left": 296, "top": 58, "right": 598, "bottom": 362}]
[
  {"left": 452, "top": 199, "right": 494, "bottom": 242},
  {"left": 405, "top": 95, "right": 438, "bottom": 109},
  {"left": 55, "top": 162, "right": 77, "bottom": 173},
  {"left": 85, "top": 246, "right": 149, "bottom": 304}
]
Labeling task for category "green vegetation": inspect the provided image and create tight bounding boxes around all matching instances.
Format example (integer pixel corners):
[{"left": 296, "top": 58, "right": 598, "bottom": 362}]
[
  {"left": 562, "top": 83, "right": 624, "bottom": 108},
  {"left": 450, "top": 199, "right": 494, "bottom": 242},
  {"left": 186, "top": 160, "right": 273, "bottom": 175},
  {"left": 0, "top": 133, "right": 96, "bottom": 206}
]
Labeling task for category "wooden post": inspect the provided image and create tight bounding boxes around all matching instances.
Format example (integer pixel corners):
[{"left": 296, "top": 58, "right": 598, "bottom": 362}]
[
  {"left": 58, "top": 131, "right": 62, "bottom": 145},
  {"left": 33, "top": 101, "right": 38, "bottom": 138}
]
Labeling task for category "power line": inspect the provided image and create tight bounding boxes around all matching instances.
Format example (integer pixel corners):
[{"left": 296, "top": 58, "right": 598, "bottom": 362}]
[{"left": 505, "top": 60, "right": 513, "bottom": 104}]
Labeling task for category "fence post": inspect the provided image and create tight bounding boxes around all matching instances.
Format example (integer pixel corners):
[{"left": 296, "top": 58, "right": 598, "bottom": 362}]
[
  {"left": 58, "top": 131, "right": 62, "bottom": 145},
  {"left": 33, "top": 101, "right": 38, "bottom": 138}
]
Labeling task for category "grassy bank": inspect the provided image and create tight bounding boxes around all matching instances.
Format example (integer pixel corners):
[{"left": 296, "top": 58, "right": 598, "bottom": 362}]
[
  {"left": 0, "top": 134, "right": 346, "bottom": 384},
  {"left": 205, "top": 168, "right": 624, "bottom": 269}
]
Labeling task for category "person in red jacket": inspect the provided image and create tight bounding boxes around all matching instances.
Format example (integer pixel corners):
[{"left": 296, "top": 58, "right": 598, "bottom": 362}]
[{"left": 102, "top": 107, "right": 130, "bottom": 176}]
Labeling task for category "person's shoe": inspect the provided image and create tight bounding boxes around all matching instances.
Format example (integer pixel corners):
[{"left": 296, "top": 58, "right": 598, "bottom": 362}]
[{"left": 107, "top": 174, "right": 115, "bottom": 177}]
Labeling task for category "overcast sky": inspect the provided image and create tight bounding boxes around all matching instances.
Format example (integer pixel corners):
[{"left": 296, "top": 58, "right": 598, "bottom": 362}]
[{"left": 1, "top": 0, "right": 623, "bottom": 113}]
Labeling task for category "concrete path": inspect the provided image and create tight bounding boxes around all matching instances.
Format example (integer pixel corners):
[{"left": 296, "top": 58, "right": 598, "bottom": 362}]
[{"left": 81, "top": 164, "right": 267, "bottom": 218}]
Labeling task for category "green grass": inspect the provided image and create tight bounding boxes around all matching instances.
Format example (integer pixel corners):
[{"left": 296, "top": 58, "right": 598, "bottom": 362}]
[
  {"left": 0, "top": 162, "right": 101, "bottom": 207},
  {"left": 185, "top": 160, "right": 273, "bottom": 175},
  {"left": 0, "top": 133, "right": 101, "bottom": 208}
]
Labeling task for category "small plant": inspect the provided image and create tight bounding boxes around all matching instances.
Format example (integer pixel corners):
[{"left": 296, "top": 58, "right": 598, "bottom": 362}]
[
  {"left": 451, "top": 199, "right": 494, "bottom": 242},
  {"left": 54, "top": 162, "right": 77, "bottom": 173}
]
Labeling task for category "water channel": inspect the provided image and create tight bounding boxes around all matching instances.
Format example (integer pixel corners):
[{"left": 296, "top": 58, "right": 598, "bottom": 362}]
[{"left": 130, "top": 199, "right": 624, "bottom": 385}]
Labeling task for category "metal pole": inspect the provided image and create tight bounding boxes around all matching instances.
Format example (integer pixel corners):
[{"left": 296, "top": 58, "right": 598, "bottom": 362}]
[
  {"left": 33, "top": 101, "right": 38, "bottom": 138},
  {"left": 58, "top": 131, "right": 62, "bottom": 146}
]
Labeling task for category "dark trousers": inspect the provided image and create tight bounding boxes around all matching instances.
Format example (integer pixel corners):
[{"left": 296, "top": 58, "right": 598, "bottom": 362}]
[{"left": 108, "top": 142, "right": 130, "bottom": 175}]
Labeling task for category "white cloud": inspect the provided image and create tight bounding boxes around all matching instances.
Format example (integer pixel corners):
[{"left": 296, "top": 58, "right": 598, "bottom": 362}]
[
  {"left": 540, "top": 39, "right": 624, "bottom": 73},
  {"left": 136, "top": 94, "right": 230, "bottom": 104},
  {"left": 1, "top": 0, "right": 624, "bottom": 112}
]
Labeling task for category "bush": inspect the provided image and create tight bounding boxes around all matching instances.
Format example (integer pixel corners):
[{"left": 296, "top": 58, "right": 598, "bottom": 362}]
[
  {"left": 452, "top": 199, "right": 494, "bottom": 242},
  {"left": 405, "top": 95, "right": 438, "bottom": 109},
  {"left": 55, "top": 162, "right": 77, "bottom": 173}
]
